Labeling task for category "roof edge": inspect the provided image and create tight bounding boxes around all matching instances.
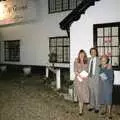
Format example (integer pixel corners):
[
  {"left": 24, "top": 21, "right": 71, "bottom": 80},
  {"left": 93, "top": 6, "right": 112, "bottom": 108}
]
[{"left": 59, "top": 0, "right": 101, "bottom": 30}]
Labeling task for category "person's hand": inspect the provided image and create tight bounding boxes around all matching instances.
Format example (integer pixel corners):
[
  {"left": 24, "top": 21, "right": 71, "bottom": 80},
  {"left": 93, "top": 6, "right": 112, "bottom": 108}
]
[
  {"left": 100, "top": 77, "right": 105, "bottom": 81},
  {"left": 82, "top": 76, "right": 88, "bottom": 80},
  {"left": 75, "top": 72, "right": 79, "bottom": 76},
  {"left": 100, "top": 73, "right": 107, "bottom": 81}
]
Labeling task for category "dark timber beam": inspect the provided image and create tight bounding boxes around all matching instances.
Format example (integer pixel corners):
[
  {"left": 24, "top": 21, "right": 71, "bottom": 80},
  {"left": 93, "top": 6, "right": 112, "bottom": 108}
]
[{"left": 60, "top": 0, "right": 101, "bottom": 32}]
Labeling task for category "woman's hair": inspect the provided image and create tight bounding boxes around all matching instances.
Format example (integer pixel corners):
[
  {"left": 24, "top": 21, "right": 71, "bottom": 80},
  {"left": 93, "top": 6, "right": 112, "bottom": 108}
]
[
  {"left": 77, "top": 49, "right": 88, "bottom": 64},
  {"left": 90, "top": 47, "right": 98, "bottom": 56},
  {"left": 100, "top": 54, "right": 109, "bottom": 64}
]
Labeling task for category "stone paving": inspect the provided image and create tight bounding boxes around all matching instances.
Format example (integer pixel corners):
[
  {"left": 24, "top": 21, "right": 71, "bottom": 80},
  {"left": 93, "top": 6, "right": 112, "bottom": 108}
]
[{"left": 0, "top": 72, "right": 120, "bottom": 120}]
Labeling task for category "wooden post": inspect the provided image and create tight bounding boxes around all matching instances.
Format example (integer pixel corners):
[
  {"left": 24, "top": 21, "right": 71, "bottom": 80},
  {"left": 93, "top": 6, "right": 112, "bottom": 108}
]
[
  {"left": 56, "top": 69, "right": 60, "bottom": 89},
  {"left": 46, "top": 67, "right": 49, "bottom": 78},
  {"left": 46, "top": 66, "right": 61, "bottom": 90}
]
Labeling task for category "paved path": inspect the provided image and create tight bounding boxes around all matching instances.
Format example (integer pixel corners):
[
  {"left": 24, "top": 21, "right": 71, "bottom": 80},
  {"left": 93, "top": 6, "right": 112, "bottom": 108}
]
[{"left": 0, "top": 73, "right": 120, "bottom": 120}]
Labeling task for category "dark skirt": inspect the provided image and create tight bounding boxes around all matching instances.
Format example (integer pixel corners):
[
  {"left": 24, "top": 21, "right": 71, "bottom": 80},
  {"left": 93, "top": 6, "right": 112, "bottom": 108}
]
[{"left": 99, "top": 80, "right": 112, "bottom": 105}]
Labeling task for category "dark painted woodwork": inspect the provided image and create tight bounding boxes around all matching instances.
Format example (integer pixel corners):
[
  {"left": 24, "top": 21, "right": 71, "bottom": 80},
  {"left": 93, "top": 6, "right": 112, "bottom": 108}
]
[{"left": 60, "top": 0, "right": 101, "bottom": 31}]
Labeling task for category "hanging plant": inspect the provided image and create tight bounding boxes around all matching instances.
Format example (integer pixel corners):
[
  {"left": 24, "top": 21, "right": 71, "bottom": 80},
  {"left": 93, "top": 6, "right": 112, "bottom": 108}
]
[{"left": 48, "top": 52, "right": 57, "bottom": 63}]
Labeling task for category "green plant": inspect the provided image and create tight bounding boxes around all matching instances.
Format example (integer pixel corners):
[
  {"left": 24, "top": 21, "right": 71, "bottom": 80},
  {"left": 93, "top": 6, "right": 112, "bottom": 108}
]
[{"left": 49, "top": 52, "right": 57, "bottom": 63}]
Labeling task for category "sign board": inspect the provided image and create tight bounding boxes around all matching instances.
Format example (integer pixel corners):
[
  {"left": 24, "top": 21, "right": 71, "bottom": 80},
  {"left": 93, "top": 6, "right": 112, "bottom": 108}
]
[{"left": 0, "top": 0, "right": 36, "bottom": 25}]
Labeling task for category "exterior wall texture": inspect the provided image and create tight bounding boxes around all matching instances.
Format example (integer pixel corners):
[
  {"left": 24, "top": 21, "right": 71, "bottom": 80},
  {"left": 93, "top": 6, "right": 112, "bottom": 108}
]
[
  {"left": 70, "top": 0, "right": 120, "bottom": 84},
  {"left": 0, "top": 0, "right": 70, "bottom": 67}
]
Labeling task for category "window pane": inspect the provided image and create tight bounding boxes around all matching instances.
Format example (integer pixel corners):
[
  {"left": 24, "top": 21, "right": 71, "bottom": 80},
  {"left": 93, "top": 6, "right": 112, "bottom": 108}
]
[
  {"left": 49, "top": 0, "right": 56, "bottom": 12},
  {"left": 97, "top": 38, "right": 103, "bottom": 46},
  {"left": 4, "top": 40, "right": 20, "bottom": 62},
  {"left": 112, "top": 57, "right": 119, "bottom": 66},
  {"left": 104, "top": 37, "right": 112, "bottom": 46},
  {"left": 109, "top": 57, "right": 112, "bottom": 64},
  {"left": 50, "top": 47, "right": 56, "bottom": 54},
  {"left": 69, "top": 0, "right": 76, "bottom": 9},
  {"left": 5, "top": 48, "right": 9, "bottom": 61},
  {"left": 49, "top": 0, "right": 78, "bottom": 13},
  {"left": 104, "top": 47, "right": 112, "bottom": 57},
  {"left": 50, "top": 38, "right": 56, "bottom": 46},
  {"left": 57, "top": 47, "right": 63, "bottom": 62},
  {"left": 64, "top": 47, "right": 70, "bottom": 62},
  {"left": 112, "top": 47, "right": 119, "bottom": 56},
  {"left": 112, "top": 37, "right": 119, "bottom": 46},
  {"left": 57, "top": 38, "right": 63, "bottom": 46},
  {"left": 95, "top": 23, "right": 120, "bottom": 70},
  {"left": 112, "top": 27, "right": 118, "bottom": 36},
  {"left": 76, "top": 0, "right": 82, "bottom": 6},
  {"left": 104, "top": 27, "right": 111, "bottom": 36},
  {"left": 98, "top": 47, "right": 104, "bottom": 56},
  {"left": 63, "top": 0, "right": 69, "bottom": 10},
  {"left": 49, "top": 37, "right": 70, "bottom": 63},
  {"left": 107, "top": 47, "right": 112, "bottom": 57},
  {"left": 64, "top": 37, "right": 69, "bottom": 46},
  {"left": 55, "top": 0, "right": 62, "bottom": 11},
  {"left": 97, "top": 28, "right": 103, "bottom": 37},
  {"left": 105, "top": 47, "right": 108, "bottom": 55}
]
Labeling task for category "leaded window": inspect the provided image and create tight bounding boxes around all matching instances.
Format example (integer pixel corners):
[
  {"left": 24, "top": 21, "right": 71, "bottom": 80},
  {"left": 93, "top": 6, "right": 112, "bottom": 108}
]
[
  {"left": 48, "top": 0, "right": 82, "bottom": 13},
  {"left": 94, "top": 22, "right": 120, "bottom": 70},
  {"left": 49, "top": 37, "right": 70, "bottom": 63},
  {"left": 4, "top": 40, "right": 20, "bottom": 62}
]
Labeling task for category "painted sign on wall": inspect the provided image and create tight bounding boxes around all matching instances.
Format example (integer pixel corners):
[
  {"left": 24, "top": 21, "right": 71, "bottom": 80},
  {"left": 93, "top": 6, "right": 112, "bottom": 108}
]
[{"left": 0, "top": 0, "right": 36, "bottom": 25}]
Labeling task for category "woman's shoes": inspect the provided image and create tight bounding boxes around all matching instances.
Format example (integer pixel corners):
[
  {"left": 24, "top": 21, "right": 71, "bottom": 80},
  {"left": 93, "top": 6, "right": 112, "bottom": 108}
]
[
  {"left": 94, "top": 109, "right": 99, "bottom": 113},
  {"left": 107, "top": 114, "right": 112, "bottom": 119},
  {"left": 79, "top": 112, "right": 83, "bottom": 116},
  {"left": 88, "top": 108, "right": 94, "bottom": 111},
  {"left": 108, "top": 116, "right": 112, "bottom": 119}
]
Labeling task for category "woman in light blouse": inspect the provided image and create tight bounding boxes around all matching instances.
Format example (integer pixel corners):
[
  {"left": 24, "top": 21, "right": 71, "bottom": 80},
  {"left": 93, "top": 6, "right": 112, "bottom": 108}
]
[{"left": 74, "top": 49, "right": 89, "bottom": 115}]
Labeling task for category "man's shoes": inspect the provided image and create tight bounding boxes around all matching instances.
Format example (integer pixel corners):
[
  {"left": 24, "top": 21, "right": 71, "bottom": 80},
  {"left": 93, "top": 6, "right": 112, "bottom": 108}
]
[
  {"left": 79, "top": 113, "right": 83, "bottom": 116},
  {"left": 94, "top": 109, "right": 99, "bottom": 113},
  {"left": 100, "top": 111, "right": 106, "bottom": 115},
  {"left": 108, "top": 116, "right": 112, "bottom": 119},
  {"left": 107, "top": 114, "right": 112, "bottom": 119},
  {"left": 88, "top": 108, "right": 94, "bottom": 111}
]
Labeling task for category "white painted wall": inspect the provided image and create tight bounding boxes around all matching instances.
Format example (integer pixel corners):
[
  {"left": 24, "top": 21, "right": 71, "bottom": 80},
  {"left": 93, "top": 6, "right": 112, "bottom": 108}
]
[
  {"left": 0, "top": 0, "right": 70, "bottom": 67},
  {"left": 70, "top": 0, "right": 120, "bottom": 84}
]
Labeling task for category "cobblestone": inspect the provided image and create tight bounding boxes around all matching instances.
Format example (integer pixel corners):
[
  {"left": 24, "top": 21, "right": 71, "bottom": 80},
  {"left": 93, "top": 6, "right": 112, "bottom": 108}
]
[{"left": 0, "top": 74, "right": 120, "bottom": 120}]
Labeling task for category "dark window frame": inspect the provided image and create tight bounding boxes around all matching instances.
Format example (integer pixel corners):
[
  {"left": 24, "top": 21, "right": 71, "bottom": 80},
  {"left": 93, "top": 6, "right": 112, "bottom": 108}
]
[
  {"left": 4, "top": 40, "right": 20, "bottom": 62},
  {"left": 49, "top": 36, "right": 70, "bottom": 63},
  {"left": 93, "top": 22, "right": 120, "bottom": 70},
  {"left": 48, "top": 0, "right": 82, "bottom": 14}
]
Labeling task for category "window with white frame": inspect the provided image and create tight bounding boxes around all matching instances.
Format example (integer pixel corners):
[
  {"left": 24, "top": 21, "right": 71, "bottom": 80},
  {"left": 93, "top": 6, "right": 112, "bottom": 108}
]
[
  {"left": 49, "top": 37, "right": 70, "bottom": 63},
  {"left": 94, "top": 22, "right": 120, "bottom": 70},
  {"left": 4, "top": 40, "right": 20, "bottom": 62},
  {"left": 48, "top": 0, "right": 82, "bottom": 13}
]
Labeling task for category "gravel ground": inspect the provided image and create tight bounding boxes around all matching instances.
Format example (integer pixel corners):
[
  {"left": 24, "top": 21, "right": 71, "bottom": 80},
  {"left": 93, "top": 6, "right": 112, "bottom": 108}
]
[{"left": 0, "top": 73, "right": 120, "bottom": 120}]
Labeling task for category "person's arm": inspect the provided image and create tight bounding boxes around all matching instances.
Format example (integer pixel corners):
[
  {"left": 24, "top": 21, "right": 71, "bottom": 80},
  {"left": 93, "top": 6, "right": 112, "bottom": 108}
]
[
  {"left": 74, "top": 58, "right": 79, "bottom": 76},
  {"left": 106, "top": 64, "right": 114, "bottom": 84}
]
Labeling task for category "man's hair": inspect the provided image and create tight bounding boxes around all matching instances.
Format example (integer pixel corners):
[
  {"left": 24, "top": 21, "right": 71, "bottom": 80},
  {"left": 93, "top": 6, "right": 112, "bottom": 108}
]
[{"left": 90, "top": 47, "right": 98, "bottom": 56}]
